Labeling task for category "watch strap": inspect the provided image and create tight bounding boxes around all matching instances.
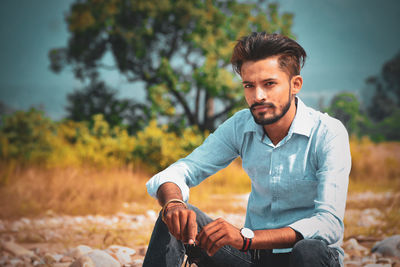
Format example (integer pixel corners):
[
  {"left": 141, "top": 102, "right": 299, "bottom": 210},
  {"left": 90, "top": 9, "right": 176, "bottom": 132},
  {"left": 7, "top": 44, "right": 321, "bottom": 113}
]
[{"left": 240, "top": 236, "right": 252, "bottom": 252}]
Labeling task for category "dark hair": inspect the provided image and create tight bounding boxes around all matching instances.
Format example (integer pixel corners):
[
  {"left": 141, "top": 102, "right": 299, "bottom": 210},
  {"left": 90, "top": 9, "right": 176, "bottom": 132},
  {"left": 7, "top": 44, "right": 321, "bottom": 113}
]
[{"left": 231, "top": 32, "right": 307, "bottom": 77}]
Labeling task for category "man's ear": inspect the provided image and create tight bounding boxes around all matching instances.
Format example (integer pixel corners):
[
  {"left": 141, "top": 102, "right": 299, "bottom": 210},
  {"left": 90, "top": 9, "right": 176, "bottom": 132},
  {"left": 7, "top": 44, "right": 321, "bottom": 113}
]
[{"left": 291, "top": 75, "right": 303, "bottom": 95}]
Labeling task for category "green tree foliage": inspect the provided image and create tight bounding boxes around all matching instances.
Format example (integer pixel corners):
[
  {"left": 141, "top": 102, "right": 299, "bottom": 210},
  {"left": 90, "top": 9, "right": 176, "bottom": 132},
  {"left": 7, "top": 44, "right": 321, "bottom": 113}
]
[
  {"left": 325, "top": 92, "right": 370, "bottom": 137},
  {"left": 66, "top": 79, "right": 149, "bottom": 133},
  {"left": 0, "top": 109, "right": 204, "bottom": 171},
  {"left": 362, "top": 51, "right": 400, "bottom": 141},
  {"left": 0, "top": 108, "right": 56, "bottom": 163},
  {"left": 365, "top": 76, "right": 398, "bottom": 122},
  {"left": 49, "top": 0, "right": 294, "bottom": 131},
  {"left": 365, "top": 51, "right": 400, "bottom": 122}
]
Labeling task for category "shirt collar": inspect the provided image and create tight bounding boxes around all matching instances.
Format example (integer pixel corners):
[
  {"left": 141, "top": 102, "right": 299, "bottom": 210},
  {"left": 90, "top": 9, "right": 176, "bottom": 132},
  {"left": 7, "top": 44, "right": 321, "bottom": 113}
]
[
  {"left": 290, "top": 97, "right": 314, "bottom": 137},
  {"left": 243, "top": 97, "right": 314, "bottom": 138}
]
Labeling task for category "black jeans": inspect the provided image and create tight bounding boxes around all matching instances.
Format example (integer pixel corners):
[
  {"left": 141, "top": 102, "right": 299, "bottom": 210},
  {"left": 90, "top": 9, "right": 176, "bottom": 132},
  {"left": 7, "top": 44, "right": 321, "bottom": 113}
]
[{"left": 143, "top": 204, "right": 340, "bottom": 267}]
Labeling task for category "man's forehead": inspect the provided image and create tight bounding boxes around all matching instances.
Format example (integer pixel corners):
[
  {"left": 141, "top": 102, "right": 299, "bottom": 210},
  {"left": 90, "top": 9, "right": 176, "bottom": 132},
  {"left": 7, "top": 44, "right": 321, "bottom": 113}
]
[{"left": 240, "top": 57, "right": 288, "bottom": 81}]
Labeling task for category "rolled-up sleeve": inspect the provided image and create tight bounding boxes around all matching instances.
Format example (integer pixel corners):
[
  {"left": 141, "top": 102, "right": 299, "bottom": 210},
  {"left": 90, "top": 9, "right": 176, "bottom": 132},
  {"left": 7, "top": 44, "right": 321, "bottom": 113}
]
[
  {"left": 146, "top": 113, "right": 242, "bottom": 201},
  {"left": 289, "top": 120, "right": 351, "bottom": 244}
]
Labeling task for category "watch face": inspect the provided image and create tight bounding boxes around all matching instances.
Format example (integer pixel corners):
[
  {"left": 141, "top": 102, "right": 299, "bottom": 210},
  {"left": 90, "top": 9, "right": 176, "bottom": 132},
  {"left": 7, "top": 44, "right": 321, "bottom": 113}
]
[{"left": 241, "top": 228, "right": 254, "bottom": 239}]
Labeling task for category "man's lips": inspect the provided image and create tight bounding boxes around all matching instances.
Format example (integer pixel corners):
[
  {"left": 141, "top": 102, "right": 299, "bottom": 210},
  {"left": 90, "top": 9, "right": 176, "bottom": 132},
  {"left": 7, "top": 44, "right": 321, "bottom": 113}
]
[{"left": 251, "top": 103, "right": 275, "bottom": 112}]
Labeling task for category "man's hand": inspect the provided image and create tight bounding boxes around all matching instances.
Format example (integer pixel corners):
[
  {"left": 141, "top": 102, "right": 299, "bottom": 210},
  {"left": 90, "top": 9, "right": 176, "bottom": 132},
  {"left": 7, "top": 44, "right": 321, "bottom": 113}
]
[
  {"left": 196, "top": 218, "right": 243, "bottom": 256},
  {"left": 163, "top": 202, "right": 198, "bottom": 245}
]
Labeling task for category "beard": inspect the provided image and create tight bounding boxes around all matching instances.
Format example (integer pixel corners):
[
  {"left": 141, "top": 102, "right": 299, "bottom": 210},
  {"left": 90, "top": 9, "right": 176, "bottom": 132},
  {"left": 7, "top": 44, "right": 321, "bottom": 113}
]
[{"left": 249, "top": 88, "right": 292, "bottom": 126}]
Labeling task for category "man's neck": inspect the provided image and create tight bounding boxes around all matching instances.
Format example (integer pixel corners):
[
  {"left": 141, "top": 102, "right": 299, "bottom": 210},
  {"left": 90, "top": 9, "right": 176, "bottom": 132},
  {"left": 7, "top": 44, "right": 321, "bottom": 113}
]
[{"left": 263, "top": 98, "right": 297, "bottom": 146}]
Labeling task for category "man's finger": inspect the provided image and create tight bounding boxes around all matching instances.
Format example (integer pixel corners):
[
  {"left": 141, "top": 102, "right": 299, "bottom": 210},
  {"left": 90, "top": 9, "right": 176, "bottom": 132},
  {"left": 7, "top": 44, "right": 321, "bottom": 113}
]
[
  {"left": 197, "top": 220, "right": 221, "bottom": 249},
  {"left": 186, "top": 211, "right": 197, "bottom": 244},
  {"left": 171, "top": 212, "right": 181, "bottom": 240},
  {"left": 208, "top": 235, "right": 227, "bottom": 256},
  {"left": 203, "top": 226, "right": 225, "bottom": 254},
  {"left": 179, "top": 210, "right": 188, "bottom": 241}
]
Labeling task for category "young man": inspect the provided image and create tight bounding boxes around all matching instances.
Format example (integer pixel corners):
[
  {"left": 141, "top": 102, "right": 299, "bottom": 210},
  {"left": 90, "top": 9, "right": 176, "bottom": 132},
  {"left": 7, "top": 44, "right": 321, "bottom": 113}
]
[{"left": 143, "top": 32, "right": 351, "bottom": 267}]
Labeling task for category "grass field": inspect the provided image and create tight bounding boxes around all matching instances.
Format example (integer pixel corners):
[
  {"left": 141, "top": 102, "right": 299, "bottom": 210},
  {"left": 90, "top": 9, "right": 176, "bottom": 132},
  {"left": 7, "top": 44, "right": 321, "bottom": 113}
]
[{"left": 0, "top": 139, "right": 399, "bottom": 241}]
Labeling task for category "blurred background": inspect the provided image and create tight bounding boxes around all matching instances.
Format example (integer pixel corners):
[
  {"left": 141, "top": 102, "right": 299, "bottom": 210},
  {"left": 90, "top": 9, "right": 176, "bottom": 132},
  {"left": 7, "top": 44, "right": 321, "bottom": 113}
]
[{"left": 0, "top": 0, "right": 399, "bottom": 254}]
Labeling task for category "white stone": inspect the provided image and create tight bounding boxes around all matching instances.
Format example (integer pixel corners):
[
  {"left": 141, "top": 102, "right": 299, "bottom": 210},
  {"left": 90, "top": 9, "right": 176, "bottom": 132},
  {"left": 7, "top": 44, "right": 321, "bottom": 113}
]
[
  {"left": 86, "top": 249, "right": 120, "bottom": 267},
  {"left": 146, "top": 210, "right": 157, "bottom": 220},
  {"left": 343, "top": 238, "right": 369, "bottom": 253},
  {"left": 69, "top": 255, "right": 95, "bottom": 267},
  {"left": 106, "top": 245, "right": 136, "bottom": 265},
  {"left": 131, "top": 259, "right": 144, "bottom": 267},
  {"left": 1, "top": 241, "right": 35, "bottom": 257},
  {"left": 10, "top": 221, "right": 24, "bottom": 232},
  {"left": 9, "top": 258, "right": 24, "bottom": 265},
  {"left": 68, "top": 245, "right": 93, "bottom": 259}
]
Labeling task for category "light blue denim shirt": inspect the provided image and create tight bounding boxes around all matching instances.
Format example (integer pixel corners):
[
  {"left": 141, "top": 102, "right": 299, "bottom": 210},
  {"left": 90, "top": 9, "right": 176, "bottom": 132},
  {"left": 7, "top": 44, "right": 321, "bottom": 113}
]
[{"left": 146, "top": 97, "right": 351, "bottom": 264}]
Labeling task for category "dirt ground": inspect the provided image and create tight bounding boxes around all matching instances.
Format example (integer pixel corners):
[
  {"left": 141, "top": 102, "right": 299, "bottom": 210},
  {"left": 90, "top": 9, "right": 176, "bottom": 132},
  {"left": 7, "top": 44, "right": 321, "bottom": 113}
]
[{"left": 1, "top": 191, "right": 399, "bottom": 266}]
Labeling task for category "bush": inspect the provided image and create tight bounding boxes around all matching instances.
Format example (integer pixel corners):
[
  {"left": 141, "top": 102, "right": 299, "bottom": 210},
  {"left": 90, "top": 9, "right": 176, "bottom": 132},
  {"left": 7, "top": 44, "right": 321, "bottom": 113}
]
[
  {"left": 0, "top": 110, "right": 206, "bottom": 171},
  {"left": 133, "top": 120, "right": 206, "bottom": 172}
]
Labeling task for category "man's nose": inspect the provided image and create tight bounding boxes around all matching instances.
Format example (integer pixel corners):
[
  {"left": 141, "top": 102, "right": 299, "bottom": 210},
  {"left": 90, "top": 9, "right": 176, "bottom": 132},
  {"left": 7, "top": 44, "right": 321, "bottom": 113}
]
[{"left": 255, "top": 86, "right": 266, "bottom": 102}]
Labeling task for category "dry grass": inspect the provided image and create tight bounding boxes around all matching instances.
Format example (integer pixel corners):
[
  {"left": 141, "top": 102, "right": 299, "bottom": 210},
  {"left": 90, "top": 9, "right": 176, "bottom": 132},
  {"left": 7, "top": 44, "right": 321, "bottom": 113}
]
[
  {"left": 189, "top": 159, "right": 250, "bottom": 213},
  {"left": 0, "top": 139, "right": 399, "bottom": 225},
  {"left": 0, "top": 140, "right": 399, "bottom": 253},
  {"left": 0, "top": 163, "right": 159, "bottom": 219},
  {"left": 0, "top": 159, "right": 250, "bottom": 219},
  {"left": 349, "top": 138, "right": 400, "bottom": 192}
]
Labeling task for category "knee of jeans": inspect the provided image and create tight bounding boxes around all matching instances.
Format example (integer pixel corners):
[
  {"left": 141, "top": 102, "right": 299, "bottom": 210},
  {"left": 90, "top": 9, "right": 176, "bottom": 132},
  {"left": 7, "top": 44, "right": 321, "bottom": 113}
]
[{"left": 292, "top": 239, "right": 326, "bottom": 258}]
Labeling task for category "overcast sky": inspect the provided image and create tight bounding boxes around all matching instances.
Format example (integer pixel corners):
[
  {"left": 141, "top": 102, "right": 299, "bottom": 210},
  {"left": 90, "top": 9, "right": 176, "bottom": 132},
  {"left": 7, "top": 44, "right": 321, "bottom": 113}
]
[{"left": 0, "top": 0, "right": 399, "bottom": 119}]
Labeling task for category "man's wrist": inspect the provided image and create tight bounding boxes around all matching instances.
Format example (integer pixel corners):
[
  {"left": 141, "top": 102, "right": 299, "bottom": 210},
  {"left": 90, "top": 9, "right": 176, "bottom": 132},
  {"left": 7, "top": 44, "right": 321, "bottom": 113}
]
[
  {"left": 161, "top": 199, "right": 187, "bottom": 222},
  {"left": 240, "top": 228, "right": 254, "bottom": 252},
  {"left": 165, "top": 202, "right": 187, "bottom": 213}
]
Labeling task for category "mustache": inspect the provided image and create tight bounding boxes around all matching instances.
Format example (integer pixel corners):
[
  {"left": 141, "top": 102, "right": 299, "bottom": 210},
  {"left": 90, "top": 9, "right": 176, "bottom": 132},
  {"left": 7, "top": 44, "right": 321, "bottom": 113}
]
[{"left": 250, "top": 102, "right": 276, "bottom": 110}]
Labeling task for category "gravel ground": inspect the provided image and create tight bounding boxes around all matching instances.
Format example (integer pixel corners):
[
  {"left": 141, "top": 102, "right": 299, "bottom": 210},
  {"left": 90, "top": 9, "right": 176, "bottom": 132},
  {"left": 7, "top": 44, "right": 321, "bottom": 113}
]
[{"left": 1, "top": 192, "right": 399, "bottom": 266}]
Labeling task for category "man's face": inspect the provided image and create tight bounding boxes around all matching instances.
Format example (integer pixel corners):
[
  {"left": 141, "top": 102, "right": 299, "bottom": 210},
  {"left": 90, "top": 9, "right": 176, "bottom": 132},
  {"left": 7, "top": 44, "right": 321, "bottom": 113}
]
[{"left": 241, "top": 56, "right": 295, "bottom": 125}]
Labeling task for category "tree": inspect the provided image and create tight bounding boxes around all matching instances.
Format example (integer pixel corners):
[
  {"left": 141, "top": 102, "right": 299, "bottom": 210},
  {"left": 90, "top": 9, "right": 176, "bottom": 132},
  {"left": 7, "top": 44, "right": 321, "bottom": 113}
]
[
  {"left": 66, "top": 79, "right": 149, "bottom": 134},
  {"left": 49, "top": 0, "right": 294, "bottom": 131},
  {"left": 325, "top": 92, "right": 369, "bottom": 137},
  {"left": 0, "top": 101, "right": 15, "bottom": 126},
  {"left": 364, "top": 51, "right": 400, "bottom": 122},
  {"left": 0, "top": 108, "right": 56, "bottom": 162}
]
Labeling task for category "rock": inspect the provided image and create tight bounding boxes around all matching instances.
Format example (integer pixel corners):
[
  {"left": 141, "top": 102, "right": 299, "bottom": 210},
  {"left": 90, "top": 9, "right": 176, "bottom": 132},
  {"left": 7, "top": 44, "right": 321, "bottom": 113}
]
[
  {"left": 68, "top": 245, "right": 93, "bottom": 259},
  {"left": 106, "top": 245, "right": 136, "bottom": 265},
  {"left": 344, "top": 260, "right": 362, "bottom": 266},
  {"left": 53, "top": 263, "right": 71, "bottom": 267},
  {"left": 0, "top": 220, "right": 5, "bottom": 231},
  {"left": 372, "top": 235, "right": 400, "bottom": 258},
  {"left": 137, "top": 246, "right": 147, "bottom": 256},
  {"left": 361, "top": 255, "right": 376, "bottom": 265},
  {"left": 146, "top": 210, "right": 157, "bottom": 220},
  {"left": 343, "top": 238, "right": 369, "bottom": 257},
  {"left": 69, "top": 256, "right": 95, "bottom": 267},
  {"left": 1, "top": 241, "right": 35, "bottom": 257},
  {"left": 86, "top": 249, "right": 121, "bottom": 267},
  {"left": 131, "top": 258, "right": 144, "bottom": 267},
  {"left": 43, "top": 252, "right": 63, "bottom": 264},
  {"left": 60, "top": 255, "right": 74, "bottom": 263},
  {"left": 9, "top": 258, "right": 25, "bottom": 266},
  {"left": 364, "top": 264, "right": 391, "bottom": 267},
  {"left": 376, "top": 257, "right": 392, "bottom": 265}
]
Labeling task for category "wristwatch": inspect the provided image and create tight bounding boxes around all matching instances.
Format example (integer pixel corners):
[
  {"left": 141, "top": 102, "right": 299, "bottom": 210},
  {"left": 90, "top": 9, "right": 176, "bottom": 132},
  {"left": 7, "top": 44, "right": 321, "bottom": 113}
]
[{"left": 240, "top": 228, "right": 254, "bottom": 252}]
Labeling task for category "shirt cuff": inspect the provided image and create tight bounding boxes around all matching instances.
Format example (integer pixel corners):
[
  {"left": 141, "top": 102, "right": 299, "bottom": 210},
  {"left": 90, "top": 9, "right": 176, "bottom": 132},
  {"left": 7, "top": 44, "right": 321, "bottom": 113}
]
[
  {"left": 146, "top": 164, "right": 191, "bottom": 202},
  {"left": 288, "top": 218, "right": 317, "bottom": 241}
]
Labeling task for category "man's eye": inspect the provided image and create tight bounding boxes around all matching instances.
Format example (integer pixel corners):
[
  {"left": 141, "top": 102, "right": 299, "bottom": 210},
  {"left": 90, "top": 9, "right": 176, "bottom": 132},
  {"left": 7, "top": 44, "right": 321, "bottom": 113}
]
[
  {"left": 265, "top": 82, "right": 275, "bottom": 86},
  {"left": 244, "top": 84, "right": 253, "bottom": 88}
]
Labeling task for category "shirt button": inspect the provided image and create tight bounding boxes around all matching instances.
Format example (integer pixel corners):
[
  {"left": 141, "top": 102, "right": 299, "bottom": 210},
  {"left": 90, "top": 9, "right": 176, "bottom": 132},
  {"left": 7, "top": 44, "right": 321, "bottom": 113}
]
[{"left": 272, "top": 196, "right": 277, "bottom": 201}]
